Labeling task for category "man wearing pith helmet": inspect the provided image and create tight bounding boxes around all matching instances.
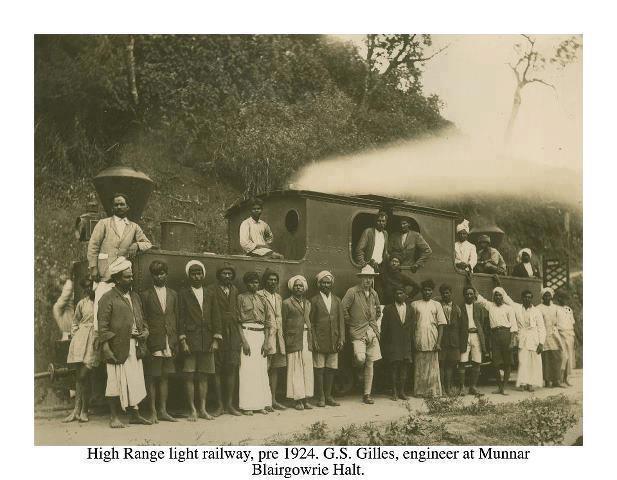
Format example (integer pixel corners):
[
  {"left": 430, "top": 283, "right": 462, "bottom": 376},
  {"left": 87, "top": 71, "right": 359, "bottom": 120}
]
[{"left": 341, "top": 265, "right": 382, "bottom": 405}]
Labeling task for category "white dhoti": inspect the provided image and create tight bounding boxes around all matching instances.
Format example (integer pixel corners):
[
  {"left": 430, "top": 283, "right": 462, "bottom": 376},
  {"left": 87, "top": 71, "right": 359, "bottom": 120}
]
[
  {"left": 560, "top": 331, "right": 576, "bottom": 374},
  {"left": 516, "top": 349, "right": 544, "bottom": 387},
  {"left": 93, "top": 281, "right": 114, "bottom": 331},
  {"left": 286, "top": 329, "right": 314, "bottom": 400},
  {"left": 105, "top": 339, "right": 146, "bottom": 410},
  {"left": 239, "top": 324, "right": 272, "bottom": 410}
]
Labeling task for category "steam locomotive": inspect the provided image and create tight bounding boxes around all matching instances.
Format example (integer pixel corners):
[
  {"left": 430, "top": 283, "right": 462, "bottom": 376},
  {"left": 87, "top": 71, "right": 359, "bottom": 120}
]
[{"left": 66, "top": 166, "right": 542, "bottom": 394}]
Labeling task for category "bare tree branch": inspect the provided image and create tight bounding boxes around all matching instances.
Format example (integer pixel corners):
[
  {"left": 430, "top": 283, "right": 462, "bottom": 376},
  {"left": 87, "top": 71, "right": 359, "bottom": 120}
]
[{"left": 527, "top": 78, "right": 556, "bottom": 90}]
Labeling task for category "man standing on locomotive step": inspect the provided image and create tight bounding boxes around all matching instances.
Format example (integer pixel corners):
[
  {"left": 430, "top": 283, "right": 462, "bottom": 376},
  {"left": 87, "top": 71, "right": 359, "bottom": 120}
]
[
  {"left": 239, "top": 197, "right": 284, "bottom": 259},
  {"left": 342, "top": 265, "right": 382, "bottom": 404},
  {"left": 355, "top": 210, "right": 389, "bottom": 273},
  {"left": 87, "top": 192, "right": 152, "bottom": 329},
  {"left": 388, "top": 217, "right": 432, "bottom": 271}
]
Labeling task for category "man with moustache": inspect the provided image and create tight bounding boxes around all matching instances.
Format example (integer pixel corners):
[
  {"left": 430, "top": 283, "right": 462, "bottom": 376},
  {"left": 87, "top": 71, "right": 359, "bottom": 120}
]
[
  {"left": 388, "top": 218, "right": 432, "bottom": 271},
  {"left": 454, "top": 220, "right": 477, "bottom": 273},
  {"left": 458, "top": 285, "right": 489, "bottom": 395},
  {"left": 97, "top": 257, "right": 151, "bottom": 428}
]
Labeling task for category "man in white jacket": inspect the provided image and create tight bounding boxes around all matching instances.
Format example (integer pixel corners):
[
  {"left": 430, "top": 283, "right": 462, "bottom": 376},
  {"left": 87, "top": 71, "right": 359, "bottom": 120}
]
[{"left": 511, "top": 290, "right": 546, "bottom": 392}]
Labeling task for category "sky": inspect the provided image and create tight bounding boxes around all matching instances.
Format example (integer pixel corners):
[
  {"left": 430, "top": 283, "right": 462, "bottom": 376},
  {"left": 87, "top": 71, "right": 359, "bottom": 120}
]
[{"left": 293, "top": 35, "right": 583, "bottom": 205}]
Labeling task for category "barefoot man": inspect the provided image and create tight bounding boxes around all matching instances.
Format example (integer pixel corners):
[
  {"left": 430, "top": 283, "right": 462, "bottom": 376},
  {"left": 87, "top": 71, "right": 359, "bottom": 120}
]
[
  {"left": 178, "top": 260, "right": 222, "bottom": 421},
  {"left": 97, "top": 257, "right": 151, "bottom": 428}
]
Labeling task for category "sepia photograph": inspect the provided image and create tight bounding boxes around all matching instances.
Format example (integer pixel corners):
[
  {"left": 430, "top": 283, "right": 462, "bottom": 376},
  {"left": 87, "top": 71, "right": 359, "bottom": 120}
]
[{"left": 33, "top": 33, "right": 583, "bottom": 448}]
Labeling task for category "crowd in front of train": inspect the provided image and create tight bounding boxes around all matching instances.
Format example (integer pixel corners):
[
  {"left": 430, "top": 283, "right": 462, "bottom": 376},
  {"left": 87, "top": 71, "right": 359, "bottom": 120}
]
[{"left": 57, "top": 194, "right": 578, "bottom": 428}]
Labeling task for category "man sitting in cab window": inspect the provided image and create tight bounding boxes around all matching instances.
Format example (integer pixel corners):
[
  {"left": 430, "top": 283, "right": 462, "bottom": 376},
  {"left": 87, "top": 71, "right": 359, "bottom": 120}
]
[
  {"left": 239, "top": 198, "right": 284, "bottom": 259},
  {"left": 355, "top": 210, "right": 389, "bottom": 273},
  {"left": 388, "top": 217, "right": 432, "bottom": 272},
  {"left": 454, "top": 220, "right": 477, "bottom": 273},
  {"left": 473, "top": 235, "right": 507, "bottom": 275}
]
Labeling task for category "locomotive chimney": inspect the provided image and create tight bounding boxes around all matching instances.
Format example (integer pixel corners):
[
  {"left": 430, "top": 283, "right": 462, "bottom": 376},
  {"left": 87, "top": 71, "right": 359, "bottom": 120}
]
[{"left": 92, "top": 166, "right": 155, "bottom": 221}]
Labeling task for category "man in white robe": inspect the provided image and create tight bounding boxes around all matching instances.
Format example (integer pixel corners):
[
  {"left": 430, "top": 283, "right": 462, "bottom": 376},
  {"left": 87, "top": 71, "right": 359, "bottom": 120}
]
[
  {"left": 512, "top": 290, "right": 546, "bottom": 391},
  {"left": 454, "top": 220, "right": 477, "bottom": 273}
]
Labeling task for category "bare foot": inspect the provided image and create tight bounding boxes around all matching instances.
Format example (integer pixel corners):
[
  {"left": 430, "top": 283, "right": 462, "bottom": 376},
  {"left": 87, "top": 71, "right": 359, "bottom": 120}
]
[
  {"left": 129, "top": 413, "right": 153, "bottom": 425},
  {"left": 242, "top": 410, "right": 253, "bottom": 416},
  {"left": 148, "top": 412, "right": 159, "bottom": 424},
  {"left": 265, "top": 406, "right": 274, "bottom": 412},
  {"left": 158, "top": 410, "right": 178, "bottom": 422},
  {"left": 256, "top": 409, "right": 268, "bottom": 415},
  {"left": 187, "top": 410, "right": 198, "bottom": 422},
  {"left": 210, "top": 406, "right": 223, "bottom": 417},
  {"left": 62, "top": 410, "right": 78, "bottom": 423},
  {"left": 110, "top": 417, "right": 125, "bottom": 428},
  {"left": 78, "top": 411, "right": 89, "bottom": 423},
  {"left": 199, "top": 410, "right": 214, "bottom": 420},
  {"left": 226, "top": 406, "right": 242, "bottom": 416}
]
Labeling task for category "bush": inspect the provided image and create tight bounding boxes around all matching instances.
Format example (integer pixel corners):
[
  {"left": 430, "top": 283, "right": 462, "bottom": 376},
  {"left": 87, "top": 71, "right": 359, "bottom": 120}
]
[
  {"left": 459, "top": 396, "right": 497, "bottom": 416},
  {"left": 512, "top": 395, "right": 577, "bottom": 445},
  {"left": 424, "top": 395, "right": 464, "bottom": 416},
  {"left": 333, "top": 424, "right": 362, "bottom": 446}
]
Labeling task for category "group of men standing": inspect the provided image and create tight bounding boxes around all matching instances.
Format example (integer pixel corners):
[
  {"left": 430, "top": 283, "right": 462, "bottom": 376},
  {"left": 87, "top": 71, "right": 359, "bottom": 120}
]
[{"left": 62, "top": 194, "right": 577, "bottom": 429}]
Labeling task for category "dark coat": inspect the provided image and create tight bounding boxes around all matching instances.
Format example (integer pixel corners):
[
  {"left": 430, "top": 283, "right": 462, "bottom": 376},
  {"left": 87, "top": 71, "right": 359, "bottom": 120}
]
[
  {"left": 97, "top": 287, "right": 148, "bottom": 364},
  {"left": 354, "top": 227, "right": 389, "bottom": 267},
  {"left": 282, "top": 297, "right": 313, "bottom": 354},
  {"left": 380, "top": 303, "right": 415, "bottom": 362},
  {"left": 207, "top": 283, "right": 242, "bottom": 353},
  {"left": 381, "top": 266, "right": 420, "bottom": 305},
  {"left": 440, "top": 302, "right": 468, "bottom": 352},
  {"left": 512, "top": 262, "right": 541, "bottom": 279},
  {"left": 388, "top": 231, "right": 432, "bottom": 268},
  {"left": 309, "top": 293, "right": 345, "bottom": 354},
  {"left": 460, "top": 302, "right": 489, "bottom": 355},
  {"left": 177, "top": 287, "right": 222, "bottom": 353},
  {"left": 140, "top": 286, "right": 179, "bottom": 354}
]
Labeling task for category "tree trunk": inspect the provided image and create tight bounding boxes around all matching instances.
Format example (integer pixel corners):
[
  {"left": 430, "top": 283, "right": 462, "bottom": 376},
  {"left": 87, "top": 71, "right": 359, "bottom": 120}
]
[
  {"left": 504, "top": 84, "right": 522, "bottom": 145},
  {"left": 125, "top": 35, "right": 139, "bottom": 107}
]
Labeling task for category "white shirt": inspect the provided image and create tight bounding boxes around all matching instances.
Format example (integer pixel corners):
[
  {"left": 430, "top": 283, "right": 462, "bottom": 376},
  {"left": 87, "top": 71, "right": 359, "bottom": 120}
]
[
  {"left": 191, "top": 286, "right": 204, "bottom": 311},
  {"left": 395, "top": 302, "right": 407, "bottom": 324},
  {"left": 122, "top": 291, "right": 138, "bottom": 334},
  {"left": 465, "top": 303, "right": 477, "bottom": 329},
  {"left": 400, "top": 232, "right": 408, "bottom": 247},
  {"left": 371, "top": 230, "right": 385, "bottom": 264},
  {"left": 523, "top": 262, "right": 534, "bottom": 276},
  {"left": 154, "top": 285, "right": 167, "bottom": 312},
  {"left": 455, "top": 240, "right": 478, "bottom": 269},
  {"left": 320, "top": 291, "right": 332, "bottom": 313},
  {"left": 113, "top": 215, "right": 129, "bottom": 238},
  {"left": 476, "top": 292, "right": 519, "bottom": 332},
  {"left": 239, "top": 217, "right": 273, "bottom": 256}
]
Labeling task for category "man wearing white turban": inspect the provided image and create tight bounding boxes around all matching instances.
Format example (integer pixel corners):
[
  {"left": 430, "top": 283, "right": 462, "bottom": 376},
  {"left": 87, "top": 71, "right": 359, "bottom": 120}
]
[
  {"left": 512, "top": 248, "right": 541, "bottom": 278},
  {"left": 537, "top": 287, "right": 565, "bottom": 388},
  {"left": 454, "top": 220, "right": 477, "bottom": 273},
  {"left": 310, "top": 271, "right": 345, "bottom": 407},
  {"left": 467, "top": 274, "right": 519, "bottom": 395},
  {"left": 97, "top": 256, "right": 151, "bottom": 428}
]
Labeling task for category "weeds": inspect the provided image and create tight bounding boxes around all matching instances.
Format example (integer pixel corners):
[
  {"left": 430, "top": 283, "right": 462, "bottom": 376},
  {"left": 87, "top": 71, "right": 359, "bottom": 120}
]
[{"left": 424, "top": 395, "right": 464, "bottom": 415}]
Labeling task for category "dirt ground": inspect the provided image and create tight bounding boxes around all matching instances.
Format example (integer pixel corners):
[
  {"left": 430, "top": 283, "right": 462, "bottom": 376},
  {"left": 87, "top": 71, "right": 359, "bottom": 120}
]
[{"left": 35, "top": 370, "right": 582, "bottom": 446}]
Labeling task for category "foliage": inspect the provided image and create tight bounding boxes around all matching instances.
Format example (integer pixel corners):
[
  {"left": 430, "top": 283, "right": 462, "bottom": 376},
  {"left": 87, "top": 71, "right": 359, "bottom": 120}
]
[
  {"left": 511, "top": 395, "right": 578, "bottom": 446},
  {"left": 459, "top": 396, "right": 497, "bottom": 415},
  {"left": 333, "top": 424, "right": 362, "bottom": 446},
  {"left": 423, "top": 395, "right": 464, "bottom": 416},
  {"left": 292, "top": 421, "right": 329, "bottom": 442}
]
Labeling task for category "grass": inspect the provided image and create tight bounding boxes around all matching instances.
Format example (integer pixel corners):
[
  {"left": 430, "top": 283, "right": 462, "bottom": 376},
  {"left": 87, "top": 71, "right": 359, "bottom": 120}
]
[{"left": 268, "top": 395, "right": 581, "bottom": 446}]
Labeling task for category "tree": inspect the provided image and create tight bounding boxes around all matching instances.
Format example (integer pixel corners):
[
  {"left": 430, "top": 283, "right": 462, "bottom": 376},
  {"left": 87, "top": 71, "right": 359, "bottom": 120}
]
[
  {"left": 360, "top": 34, "right": 448, "bottom": 106},
  {"left": 504, "top": 34, "right": 581, "bottom": 144}
]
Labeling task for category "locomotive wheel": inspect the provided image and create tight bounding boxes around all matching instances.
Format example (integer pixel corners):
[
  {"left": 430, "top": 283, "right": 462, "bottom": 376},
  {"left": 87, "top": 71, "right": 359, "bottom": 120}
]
[{"left": 334, "top": 367, "right": 355, "bottom": 396}]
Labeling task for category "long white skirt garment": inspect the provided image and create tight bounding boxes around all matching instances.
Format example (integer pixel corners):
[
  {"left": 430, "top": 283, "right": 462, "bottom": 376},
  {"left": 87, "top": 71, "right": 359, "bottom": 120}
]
[
  {"left": 560, "top": 331, "right": 576, "bottom": 374},
  {"left": 239, "top": 325, "right": 272, "bottom": 410},
  {"left": 286, "top": 329, "right": 314, "bottom": 400},
  {"left": 105, "top": 339, "right": 147, "bottom": 410},
  {"left": 516, "top": 349, "right": 544, "bottom": 387}
]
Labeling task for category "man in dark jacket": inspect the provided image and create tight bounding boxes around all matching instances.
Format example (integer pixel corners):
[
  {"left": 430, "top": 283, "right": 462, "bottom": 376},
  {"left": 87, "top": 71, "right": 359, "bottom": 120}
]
[
  {"left": 458, "top": 285, "right": 490, "bottom": 395},
  {"left": 381, "top": 286, "right": 415, "bottom": 400},
  {"left": 178, "top": 260, "right": 223, "bottom": 421},
  {"left": 97, "top": 257, "right": 151, "bottom": 428},
  {"left": 140, "top": 260, "right": 179, "bottom": 423},
  {"left": 388, "top": 218, "right": 432, "bottom": 271},
  {"left": 309, "top": 271, "right": 345, "bottom": 407},
  {"left": 438, "top": 284, "right": 467, "bottom": 395},
  {"left": 207, "top": 263, "right": 243, "bottom": 416},
  {"left": 354, "top": 211, "right": 389, "bottom": 272}
]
